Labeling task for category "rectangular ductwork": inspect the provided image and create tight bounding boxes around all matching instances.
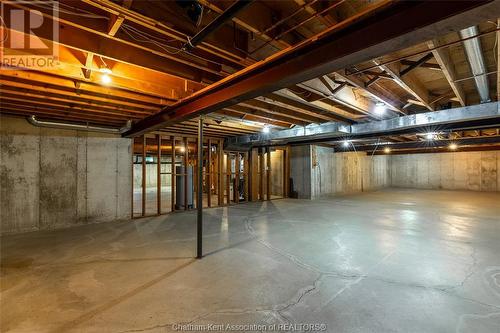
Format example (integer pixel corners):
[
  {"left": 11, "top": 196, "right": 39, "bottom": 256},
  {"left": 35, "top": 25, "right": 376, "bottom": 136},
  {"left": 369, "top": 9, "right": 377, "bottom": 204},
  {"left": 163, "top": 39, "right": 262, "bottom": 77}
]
[{"left": 459, "top": 26, "right": 491, "bottom": 103}]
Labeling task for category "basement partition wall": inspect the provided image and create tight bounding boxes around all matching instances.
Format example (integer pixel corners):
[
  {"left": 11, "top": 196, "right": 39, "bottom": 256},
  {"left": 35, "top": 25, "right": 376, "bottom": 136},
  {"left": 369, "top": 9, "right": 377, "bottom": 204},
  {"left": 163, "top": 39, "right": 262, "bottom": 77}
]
[{"left": 132, "top": 134, "right": 226, "bottom": 218}]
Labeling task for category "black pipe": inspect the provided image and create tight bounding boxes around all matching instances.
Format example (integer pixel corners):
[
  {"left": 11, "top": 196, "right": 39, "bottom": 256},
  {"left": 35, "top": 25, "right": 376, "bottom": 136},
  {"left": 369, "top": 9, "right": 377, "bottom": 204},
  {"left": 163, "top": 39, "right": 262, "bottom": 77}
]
[
  {"left": 185, "top": 0, "right": 253, "bottom": 50},
  {"left": 197, "top": 117, "right": 204, "bottom": 259}
]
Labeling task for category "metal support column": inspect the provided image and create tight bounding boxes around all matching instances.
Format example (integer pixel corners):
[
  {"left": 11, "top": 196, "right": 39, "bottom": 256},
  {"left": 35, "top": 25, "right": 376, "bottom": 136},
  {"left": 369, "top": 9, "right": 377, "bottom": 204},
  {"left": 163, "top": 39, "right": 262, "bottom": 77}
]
[
  {"left": 197, "top": 117, "right": 203, "bottom": 259},
  {"left": 157, "top": 134, "right": 161, "bottom": 215}
]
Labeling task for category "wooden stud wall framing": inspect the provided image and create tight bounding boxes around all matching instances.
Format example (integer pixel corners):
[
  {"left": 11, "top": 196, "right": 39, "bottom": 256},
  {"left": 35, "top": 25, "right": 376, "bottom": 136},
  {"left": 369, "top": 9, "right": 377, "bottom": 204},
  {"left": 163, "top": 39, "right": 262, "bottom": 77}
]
[
  {"left": 266, "top": 147, "right": 271, "bottom": 201},
  {"left": 218, "top": 140, "right": 224, "bottom": 206},
  {"left": 207, "top": 139, "right": 212, "bottom": 208},
  {"left": 131, "top": 136, "right": 290, "bottom": 218}
]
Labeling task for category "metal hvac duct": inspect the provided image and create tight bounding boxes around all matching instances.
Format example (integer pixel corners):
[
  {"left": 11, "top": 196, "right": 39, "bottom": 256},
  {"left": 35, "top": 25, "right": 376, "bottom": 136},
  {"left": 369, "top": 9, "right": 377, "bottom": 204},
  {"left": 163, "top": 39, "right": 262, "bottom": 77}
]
[{"left": 459, "top": 26, "right": 490, "bottom": 103}]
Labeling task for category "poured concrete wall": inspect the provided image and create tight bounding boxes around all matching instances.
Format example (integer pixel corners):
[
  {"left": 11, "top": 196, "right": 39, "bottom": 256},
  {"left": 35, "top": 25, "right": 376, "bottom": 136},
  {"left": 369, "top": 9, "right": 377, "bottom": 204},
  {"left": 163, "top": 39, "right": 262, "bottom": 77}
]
[
  {"left": 311, "top": 147, "right": 390, "bottom": 198},
  {"left": 270, "top": 149, "right": 284, "bottom": 197},
  {"left": 390, "top": 151, "right": 500, "bottom": 191},
  {"left": 290, "top": 145, "right": 312, "bottom": 199},
  {"left": 290, "top": 145, "right": 390, "bottom": 199},
  {"left": 0, "top": 116, "right": 132, "bottom": 234}
]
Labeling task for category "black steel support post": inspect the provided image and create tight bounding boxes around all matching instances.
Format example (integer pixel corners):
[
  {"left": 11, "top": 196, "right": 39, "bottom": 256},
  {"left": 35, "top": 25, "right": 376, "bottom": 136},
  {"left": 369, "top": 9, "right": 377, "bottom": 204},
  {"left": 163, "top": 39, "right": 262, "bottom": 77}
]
[{"left": 197, "top": 117, "right": 203, "bottom": 259}]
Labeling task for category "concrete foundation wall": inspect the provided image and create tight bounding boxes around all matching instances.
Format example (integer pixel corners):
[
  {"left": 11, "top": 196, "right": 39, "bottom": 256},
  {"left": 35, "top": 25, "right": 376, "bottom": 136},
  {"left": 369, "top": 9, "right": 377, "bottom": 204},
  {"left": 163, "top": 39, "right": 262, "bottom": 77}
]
[
  {"left": 390, "top": 151, "right": 500, "bottom": 191},
  {"left": 311, "top": 147, "right": 390, "bottom": 198},
  {"left": 290, "top": 145, "right": 312, "bottom": 199},
  {"left": 1, "top": 116, "right": 132, "bottom": 234}
]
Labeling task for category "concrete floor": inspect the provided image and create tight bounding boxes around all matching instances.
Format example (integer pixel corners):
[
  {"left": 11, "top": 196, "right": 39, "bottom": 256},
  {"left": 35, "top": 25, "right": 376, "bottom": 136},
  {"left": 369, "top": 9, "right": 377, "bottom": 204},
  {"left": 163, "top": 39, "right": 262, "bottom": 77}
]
[{"left": 1, "top": 189, "right": 500, "bottom": 332}]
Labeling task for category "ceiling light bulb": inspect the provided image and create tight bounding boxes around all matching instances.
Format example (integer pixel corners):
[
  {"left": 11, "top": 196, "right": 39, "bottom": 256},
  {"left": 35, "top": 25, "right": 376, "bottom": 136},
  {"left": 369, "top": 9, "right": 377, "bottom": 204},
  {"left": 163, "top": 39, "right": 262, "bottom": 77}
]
[
  {"left": 101, "top": 74, "right": 112, "bottom": 85},
  {"left": 449, "top": 143, "right": 458, "bottom": 150},
  {"left": 384, "top": 147, "right": 391, "bottom": 153},
  {"left": 342, "top": 140, "right": 350, "bottom": 147},
  {"left": 425, "top": 133, "right": 435, "bottom": 140},
  {"left": 262, "top": 125, "right": 270, "bottom": 134},
  {"left": 179, "top": 146, "right": 186, "bottom": 153},
  {"left": 374, "top": 101, "right": 385, "bottom": 115}
]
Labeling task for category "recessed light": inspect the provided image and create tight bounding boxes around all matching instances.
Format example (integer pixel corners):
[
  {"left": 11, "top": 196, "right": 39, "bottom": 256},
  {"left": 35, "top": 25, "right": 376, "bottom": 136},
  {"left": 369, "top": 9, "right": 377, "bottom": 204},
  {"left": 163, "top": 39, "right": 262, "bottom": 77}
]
[
  {"left": 101, "top": 74, "right": 112, "bottom": 85},
  {"left": 425, "top": 133, "right": 435, "bottom": 140},
  {"left": 374, "top": 101, "right": 385, "bottom": 115}
]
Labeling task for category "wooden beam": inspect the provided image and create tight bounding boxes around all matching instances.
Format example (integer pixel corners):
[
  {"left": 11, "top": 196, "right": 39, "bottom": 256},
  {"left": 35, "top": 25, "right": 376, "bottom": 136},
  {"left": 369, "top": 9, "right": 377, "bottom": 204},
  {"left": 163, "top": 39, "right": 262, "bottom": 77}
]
[
  {"left": 241, "top": 100, "right": 328, "bottom": 124},
  {"left": 0, "top": 79, "right": 160, "bottom": 112},
  {"left": 225, "top": 105, "right": 309, "bottom": 126},
  {"left": 427, "top": 40, "right": 466, "bottom": 106},
  {"left": 399, "top": 53, "right": 433, "bottom": 76},
  {"left": 216, "top": 109, "right": 292, "bottom": 128},
  {"left": 299, "top": 76, "right": 381, "bottom": 118},
  {"left": 262, "top": 93, "right": 359, "bottom": 123},
  {"left": 259, "top": 148, "right": 264, "bottom": 201},
  {"left": 125, "top": 0, "right": 499, "bottom": 136},
  {"left": 378, "top": 61, "right": 433, "bottom": 111},
  {"left": 83, "top": 52, "right": 94, "bottom": 79},
  {"left": 80, "top": 0, "right": 251, "bottom": 68},
  {"left": 335, "top": 71, "right": 405, "bottom": 114},
  {"left": 266, "top": 147, "right": 271, "bottom": 201},
  {"left": 122, "top": 0, "right": 133, "bottom": 9},
  {"left": 1, "top": 44, "right": 204, "bottom": 100},
  {"left": 1, "top": 4, "right": 222, "bottom": 83},
  {"left": 400, "top": 59, "right": 441, "bottom": 70},
  {"left": 108, "top": 14, "right": 125, "bottom": 36},
  {"left": 217, "top": 140, "right": 223, "bottom": 206},
  {"left": 319, "top": 76, "right": 348, "bottom": 96}
]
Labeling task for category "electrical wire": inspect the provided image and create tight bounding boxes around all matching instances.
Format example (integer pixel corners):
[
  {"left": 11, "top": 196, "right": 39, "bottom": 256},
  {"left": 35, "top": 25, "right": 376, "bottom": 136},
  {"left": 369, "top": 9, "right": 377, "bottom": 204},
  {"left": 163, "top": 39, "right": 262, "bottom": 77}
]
[
  {"left": 31, "top": 1, "right": 225, "bottom": 67},
  {"left": 31, "top": 2, "right": 108, "bottom": 19},
  {"left": 121, "top": 24, "right": 226, "bottom": 67},
  {"left": 487, "top": 20, "right": 498, "bottom": 66},
  {"left": 121, "top": 25, "right": 184, "bottom": 55}
]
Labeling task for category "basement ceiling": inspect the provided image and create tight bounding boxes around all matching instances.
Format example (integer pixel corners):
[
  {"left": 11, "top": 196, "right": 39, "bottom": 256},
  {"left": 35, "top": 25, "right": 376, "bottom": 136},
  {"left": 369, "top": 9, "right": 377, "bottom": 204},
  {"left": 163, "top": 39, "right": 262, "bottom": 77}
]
[{"left": 0, "top": 0, "right": 499, "bottom": 143}]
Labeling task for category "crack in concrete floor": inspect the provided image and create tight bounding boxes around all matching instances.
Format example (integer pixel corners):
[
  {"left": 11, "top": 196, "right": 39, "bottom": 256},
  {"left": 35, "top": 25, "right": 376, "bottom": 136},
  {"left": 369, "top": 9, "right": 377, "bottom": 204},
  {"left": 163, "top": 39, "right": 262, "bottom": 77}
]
[{"left": 1, "top": 189, "right": 500, "bottom": 332}]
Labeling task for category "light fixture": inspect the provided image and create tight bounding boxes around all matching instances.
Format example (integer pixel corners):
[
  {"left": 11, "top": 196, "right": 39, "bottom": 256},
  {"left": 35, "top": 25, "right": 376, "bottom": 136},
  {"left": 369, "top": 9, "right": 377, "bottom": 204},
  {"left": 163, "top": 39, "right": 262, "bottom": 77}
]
[
  {"left": 374, "top": 101, "right": 385, "bottom": 115},
  {"left": 262, "top": 125, "right": 270, "bottom": 134},
  {"left": 425, "top": 133, "right": 435, "bottom": 140},
  {"left": 100, "top": 67, "right": 112, "bottom": 85},
  {"left": 449, "top": 143, "right": 458, "bottom": 150},
  {"left": 101, "top": 74, "right": 112, "bottom": 85},
  {"left": 342, "top": 140, "right": 350, "bottom": 148},
  {"left": 179, "top": 146, "right": 186, "bottom": 153},
  {"left": 384, "top": 147, "right": 391, "bottom": 153}
]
